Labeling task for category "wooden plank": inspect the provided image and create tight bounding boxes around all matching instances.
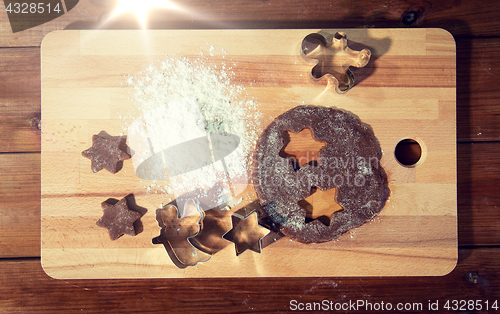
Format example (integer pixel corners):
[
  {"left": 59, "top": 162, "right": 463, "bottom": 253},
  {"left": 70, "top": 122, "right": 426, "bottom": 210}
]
[
  {"left": 458, "top": 142, "right": 500, "bottom": 246},
  {"left": 0, "top": 142, "right": 497, "bottom": 259},
  {"left": 0, "top": 41, "right": 497, "bottom": 259},
  {"left": 0, "top": 38, "right": 497, "bottom": 154},
  {"left": 423, "top": 0, "right": 500, "bottom": 38},
  {"left": 0, "top": 153, "right": 40, "bottom": 258},
  {"left": 2, "top": 0, "right": 500, "bottom": 47},
  {"left": 0, "top": 37, "right": 497, "bottom": 154},
  {"left": 0, "top": 0, "right": 109, "bottom": 47},
  {"left": 0, "top": 48, "right": 41, "bottom": 153},
  {"left": 457, "top": 37, "right": 500, "bottom": 142},
  {"left": 0, "top": 248, "right": 499, "bottom": 312}
]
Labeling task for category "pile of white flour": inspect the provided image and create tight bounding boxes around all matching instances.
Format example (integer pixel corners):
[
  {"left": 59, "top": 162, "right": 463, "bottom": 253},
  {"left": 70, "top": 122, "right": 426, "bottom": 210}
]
[
  {"left": 124, "top": 55, "right": 260, "bottom": 208},
  {"left": 127, "top": 57, "right": 257, "bottom": 136}
]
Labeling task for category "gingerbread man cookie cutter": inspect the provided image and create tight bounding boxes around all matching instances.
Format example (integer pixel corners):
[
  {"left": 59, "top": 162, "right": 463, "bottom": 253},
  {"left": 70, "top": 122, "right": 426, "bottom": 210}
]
[{"left": 301, "top": 31, "right": 371, "bottom": 93}]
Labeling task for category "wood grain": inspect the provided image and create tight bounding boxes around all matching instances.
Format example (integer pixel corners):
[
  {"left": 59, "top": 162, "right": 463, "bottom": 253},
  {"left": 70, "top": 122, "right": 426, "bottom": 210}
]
[
  {"left": 0, "top": 248, "right": 499, "bottom": 313},
  {"left": 0, "top": 153, "right": 40, "bottom": 258},
  {"left": 0, "top": 0, "right": 498, "bottom": 311},
  {"left": 1, "top": 142, "right": 497, "bottom": 259},
  {"left": 458, "top": 142, "right": 500, "bottom": 246},
  {"left": 0, "top": 37, "right": 496, "bottom": 154},
  {"left": 0, "top": 36, "right": 496, "bottom": 257},
  {"left": 39, "top": 29, "right": 456, "bottom": 278},
  {"left": 457, "top": 37, "right": 500, "bottom": 142},
  {"left": 0, "top": 48, "right": 41, "bottom": 153},
  {"left": 2, "top": 0, "right": 500, "bottom": 47},
  {"left": 0, "top": 37, "right": 494, "bottom": 155},
  {"left": 0, "top": 0, "right": 108, "bottom": 47}
]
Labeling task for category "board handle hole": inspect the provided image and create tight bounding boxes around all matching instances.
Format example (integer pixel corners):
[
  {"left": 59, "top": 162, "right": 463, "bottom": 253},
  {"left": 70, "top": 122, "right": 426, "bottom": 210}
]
[{"left": 394, "top": 139, "right": 423, "bottom": 167}]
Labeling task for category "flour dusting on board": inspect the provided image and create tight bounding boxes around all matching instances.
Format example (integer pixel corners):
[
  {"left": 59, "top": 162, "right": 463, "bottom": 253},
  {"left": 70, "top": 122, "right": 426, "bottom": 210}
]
[{"left": 123, "top": 54, "right": 260, "bottom": 212}]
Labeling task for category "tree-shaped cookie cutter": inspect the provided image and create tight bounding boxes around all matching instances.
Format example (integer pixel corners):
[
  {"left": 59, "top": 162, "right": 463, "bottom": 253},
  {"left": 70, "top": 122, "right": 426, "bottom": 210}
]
[
  {"left": 152, "top": 199, "right": 211, "bottom": 268},
  {"left": 301, "top": 31, "right": 371, "bottom": 93}
]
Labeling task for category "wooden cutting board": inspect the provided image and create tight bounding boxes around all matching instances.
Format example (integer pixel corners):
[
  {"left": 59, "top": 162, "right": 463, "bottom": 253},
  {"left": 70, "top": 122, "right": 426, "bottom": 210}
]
[{"left": 41, "top": 29, "right": 456, "bottom": 279}]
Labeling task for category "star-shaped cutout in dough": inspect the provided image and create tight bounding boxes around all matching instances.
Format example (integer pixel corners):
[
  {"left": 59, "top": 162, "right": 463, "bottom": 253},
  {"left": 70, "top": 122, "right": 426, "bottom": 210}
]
[
  {"left": 279, "top": 128, "right": 326, "bottom": 171},
  {"left": 298, "top": 186, "right": 344, "bottom": 226},
  {"left": 82, "top": 132, "right": 130, "bottom": 173},
  {"left": 96, "top": 196, "right": 143, "bottom": 240},
  {"left": 223, "top": 207, "right": 271, "bottom": 256}
]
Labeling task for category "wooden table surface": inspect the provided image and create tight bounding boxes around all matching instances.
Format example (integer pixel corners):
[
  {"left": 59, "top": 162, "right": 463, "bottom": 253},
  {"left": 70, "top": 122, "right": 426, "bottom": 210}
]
[{"left": 1, "top": 0, "right": 499, "bottom": 312}]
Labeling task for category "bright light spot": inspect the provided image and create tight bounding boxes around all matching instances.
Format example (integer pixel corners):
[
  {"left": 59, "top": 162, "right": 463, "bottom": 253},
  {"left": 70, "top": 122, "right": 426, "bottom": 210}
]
[{"left": 110, "top": 0, "right": 180, "bottom": 28}]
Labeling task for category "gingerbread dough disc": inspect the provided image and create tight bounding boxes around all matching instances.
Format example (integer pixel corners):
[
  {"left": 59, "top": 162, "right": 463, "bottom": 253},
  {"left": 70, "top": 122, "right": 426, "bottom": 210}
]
[{"left": 254, "top": 105, "right": 389, "bottom": 243}]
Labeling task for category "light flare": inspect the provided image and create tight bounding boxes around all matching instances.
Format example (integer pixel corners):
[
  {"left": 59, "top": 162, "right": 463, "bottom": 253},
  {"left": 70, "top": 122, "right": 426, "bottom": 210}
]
[{"left": 109, "top": 0, "right": 181, "bottom": 28}]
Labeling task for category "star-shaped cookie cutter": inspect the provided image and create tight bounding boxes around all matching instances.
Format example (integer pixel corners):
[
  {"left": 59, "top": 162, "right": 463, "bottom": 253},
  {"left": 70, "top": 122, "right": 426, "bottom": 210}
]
[
  {"left": 301, "top": 31, "right": 371, "bottom": 93},
  {"left": 222, "top": 206, "right": 282, "bottom": 256}
]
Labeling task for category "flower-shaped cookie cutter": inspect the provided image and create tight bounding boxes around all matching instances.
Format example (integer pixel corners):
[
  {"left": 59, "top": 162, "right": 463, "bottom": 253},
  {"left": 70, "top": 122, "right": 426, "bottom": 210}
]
[{"left": 301, "top": 31, "right": 371, "bottom": 93}]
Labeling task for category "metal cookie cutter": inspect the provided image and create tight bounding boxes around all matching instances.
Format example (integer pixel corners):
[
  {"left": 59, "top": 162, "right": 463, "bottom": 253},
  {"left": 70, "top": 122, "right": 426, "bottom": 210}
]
[
  {"left": 301, "top": 31, "right": 371, "bottom": 93},
  {"left": 152, "top": 199, "right": 211, "bottom": 268},
  {"left": 223, "top": 206, "right": 283, "bottom": 256}
]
